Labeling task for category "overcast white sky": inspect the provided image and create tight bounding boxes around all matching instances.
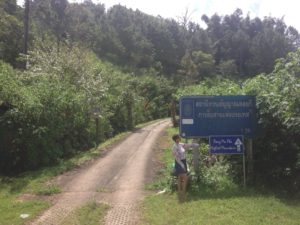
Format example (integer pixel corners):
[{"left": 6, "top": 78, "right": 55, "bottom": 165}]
[{"left": 17, "top": 0, "right": 300, "bottom": 31}]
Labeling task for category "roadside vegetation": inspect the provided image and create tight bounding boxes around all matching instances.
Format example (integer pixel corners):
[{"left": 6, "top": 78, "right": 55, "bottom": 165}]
[
  {"left": 0, "top": 47, "right": 174, "bottom": 173},
  {"left": 141, "top": 127, "right": 300, "bottom": 225}
]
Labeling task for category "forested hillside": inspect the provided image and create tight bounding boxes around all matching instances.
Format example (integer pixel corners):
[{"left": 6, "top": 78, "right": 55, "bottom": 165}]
[
  {"left": 2, "top": 0, "right": 300, "bottom": 77},
  {"left": 0, "top": 0, "right": 299, "bottom": 194}
]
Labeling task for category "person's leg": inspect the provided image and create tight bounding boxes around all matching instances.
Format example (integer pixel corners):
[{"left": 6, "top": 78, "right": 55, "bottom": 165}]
[
  {"left": 177, "top": 173, "right": 187, "bottom": 202},
  {"left": 181, "top": 159, "right": 188, "bottom": 193},
  {"left": 177, "top": 174, "right": 183, "bottom": 191},
  {"left": 182, "top": 173, "right": 188, "bottom": 194}
]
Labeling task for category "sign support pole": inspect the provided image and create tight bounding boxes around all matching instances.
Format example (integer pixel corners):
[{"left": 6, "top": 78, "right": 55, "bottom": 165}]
[
  {"left": 247, "top": 139, "right": 253, "bottom": 184},
  {"left": 192, "top": 138, "right": 200, "bottom": 179},
  {"left": 243, "top": 153, "right": 246, "bottom": 187}
]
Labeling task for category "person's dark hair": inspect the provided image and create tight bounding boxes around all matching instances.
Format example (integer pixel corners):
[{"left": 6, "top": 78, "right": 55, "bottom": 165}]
[{"left": 172, "top": 134, "right": 180, "bottom": 142}]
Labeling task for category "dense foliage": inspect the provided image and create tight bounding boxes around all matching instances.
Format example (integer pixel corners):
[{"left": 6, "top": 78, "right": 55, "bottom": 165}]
[
  {"left": 0, "top": 41, "right": 174, "bottom": 172},
  {"left": 243, "top": 51, "right": 300, "bottom": 193}
]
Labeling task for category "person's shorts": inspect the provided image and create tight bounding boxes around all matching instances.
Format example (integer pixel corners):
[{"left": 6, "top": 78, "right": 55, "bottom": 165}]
[{"left": 174, "top": 159, "right": 187, "bottom": 176}]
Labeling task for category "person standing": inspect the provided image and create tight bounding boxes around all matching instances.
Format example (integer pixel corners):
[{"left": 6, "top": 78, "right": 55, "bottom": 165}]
[{"left": 172, "top": 134, "right": 199, "bottom": 201}]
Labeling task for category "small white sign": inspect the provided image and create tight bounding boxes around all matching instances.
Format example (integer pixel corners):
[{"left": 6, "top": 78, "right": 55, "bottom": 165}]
[{"left": 182, "top": 119, "right": 194, "bottom": 124}]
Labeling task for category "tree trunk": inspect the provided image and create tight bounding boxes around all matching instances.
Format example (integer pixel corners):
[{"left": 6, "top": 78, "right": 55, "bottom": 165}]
[{"left": 23, "top": 0, "right": 30, "bottom": 69}]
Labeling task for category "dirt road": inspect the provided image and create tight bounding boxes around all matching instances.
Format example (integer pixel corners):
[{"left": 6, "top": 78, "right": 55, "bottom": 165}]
[{"left": 30, "top": 119, "right": 170, "bottom": 225}]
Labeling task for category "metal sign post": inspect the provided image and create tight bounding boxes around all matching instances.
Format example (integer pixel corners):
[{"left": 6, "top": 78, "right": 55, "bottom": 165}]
[
  {"left": 246, "top": 139, "right": 253, "bottom": 184},
  {"left": 243, "top": 152, "right": 246, "bottom": 187},
  {"left": 192, "top": 139, "right": 200, "bottom": 178}
]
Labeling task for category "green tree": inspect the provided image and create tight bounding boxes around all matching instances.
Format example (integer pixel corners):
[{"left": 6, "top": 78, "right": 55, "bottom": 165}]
[
  {"left": 202, "top": 9, "right": 299, "bottom": 77},
  {"left": 30, "top": 0, "right": 68, "bottom": 51},
  {"left": 217, "top": 59, "right": 238, "bottom": 77},
  {"left": 0, "top": 0, "right": 23, "bottom": 66},
  {"left": 65, "top": 1, "right": 105, "bottom": 49},
  {"left": 179, "top": 50, "right": 215, "bottom": 83}
]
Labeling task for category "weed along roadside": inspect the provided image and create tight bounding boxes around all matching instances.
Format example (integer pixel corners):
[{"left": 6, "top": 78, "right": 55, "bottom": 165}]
[{"left": 141, "top": 126, "right": 300, "bottom": 225}]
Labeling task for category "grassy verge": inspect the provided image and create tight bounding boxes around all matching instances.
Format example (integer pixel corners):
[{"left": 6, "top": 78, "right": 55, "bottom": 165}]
[
  {"left": 0, "top": 194, "right": 49, "bottom": 225},
  {"left": 141, "top": 127, "right": 300, "bottom": 225},
  {"left": 0, "top": 120, "right": 158, "bottom": 225},
  {"left": 60, "top": 201, "right": 110, "bottom": 225},
  {"left": 142, "top": 193, "right": 300, "bottom": 225}
]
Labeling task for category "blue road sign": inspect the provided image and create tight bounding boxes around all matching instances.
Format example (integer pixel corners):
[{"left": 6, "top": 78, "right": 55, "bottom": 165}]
[
  {"left": 209, "top": 135, "right": 244, "bottom": 154},
  {"left": 180, "top": 95, "right": 258, "bottom": 138}
]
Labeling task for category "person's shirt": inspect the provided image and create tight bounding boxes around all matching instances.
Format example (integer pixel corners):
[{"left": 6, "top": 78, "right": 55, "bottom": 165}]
[{"left": 172, "top": 142, "right": 199, "bottom": 169}]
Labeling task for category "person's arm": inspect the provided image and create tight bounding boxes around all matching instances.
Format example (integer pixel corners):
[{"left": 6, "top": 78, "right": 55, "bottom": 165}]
[
  {"left": 182, "top": 142, "right": 199, "bottom": 149},
  {"left": 172, "top": 145, "right": 186, "bottom": 170}
]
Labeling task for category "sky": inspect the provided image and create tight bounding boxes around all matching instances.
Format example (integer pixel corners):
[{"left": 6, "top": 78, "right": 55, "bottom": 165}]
[{"left": 17, "top": 0, "right": 300, "bottom": 31}]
